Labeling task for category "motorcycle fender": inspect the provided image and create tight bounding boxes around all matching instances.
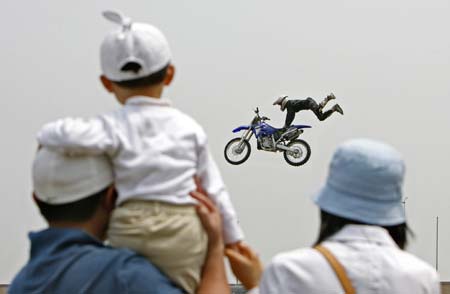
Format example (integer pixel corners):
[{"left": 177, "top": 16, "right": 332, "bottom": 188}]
[
  {"left": 232, "top": 126, "right": 251, "bottom": 133},
  {"left": 292, "top": 124, "right": 312, "bottom": 129}
]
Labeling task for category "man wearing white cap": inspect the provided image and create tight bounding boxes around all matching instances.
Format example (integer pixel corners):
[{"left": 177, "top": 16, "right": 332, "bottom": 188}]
[
  {"left": 9, "top": 149, "right": 230, "bottom": 294},
  {"left": 225, "top": 139, "right": 440, "bottom": 294},
  {"left": 37, "top": 10, "right": 244, "bottom": 293}
]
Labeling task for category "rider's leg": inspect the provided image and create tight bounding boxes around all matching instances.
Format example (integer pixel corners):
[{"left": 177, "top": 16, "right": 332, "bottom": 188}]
[
  {"left": 307, "top": 98, "right": 334, "bottom": 121},
  {"left": 316, "top": 109, "right": 334, "bottom": 121},
  {"left": 319, "top": 93, "right": 336, "bottom": 110},
  {"left": 311, "top": 103, "right": 344, "bottom": 121},
  {"left": 332, "top": 104, "right": 344, "bottom": 115}
]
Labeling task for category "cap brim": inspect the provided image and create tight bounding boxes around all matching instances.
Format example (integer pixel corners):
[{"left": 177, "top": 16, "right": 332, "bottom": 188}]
[{"left": 313, "top": 183, "right": 406, "bottom": 226}]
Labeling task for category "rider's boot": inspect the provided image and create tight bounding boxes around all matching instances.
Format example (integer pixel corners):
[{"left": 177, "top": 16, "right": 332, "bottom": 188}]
[
  {"left": 319, "top": 93, "right": 336, "bottom": 110},
  {"left": 332, "top": 104, "right": 344, "bottom": 115}
]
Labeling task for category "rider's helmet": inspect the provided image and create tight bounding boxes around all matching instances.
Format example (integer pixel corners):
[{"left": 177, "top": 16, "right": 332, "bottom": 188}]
[{"left": 273, "top": 95, "right": 289, "bottom": 111}]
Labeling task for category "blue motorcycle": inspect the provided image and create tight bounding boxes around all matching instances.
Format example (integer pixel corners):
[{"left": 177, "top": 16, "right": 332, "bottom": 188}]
[{"left": 224, "top": 108, "right": 312, "bottom": 166}]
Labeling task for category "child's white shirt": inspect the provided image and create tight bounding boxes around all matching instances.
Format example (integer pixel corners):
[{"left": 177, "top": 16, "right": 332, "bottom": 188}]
[{"left": 37, "top": 96, "right": 244, "bottom": 244}]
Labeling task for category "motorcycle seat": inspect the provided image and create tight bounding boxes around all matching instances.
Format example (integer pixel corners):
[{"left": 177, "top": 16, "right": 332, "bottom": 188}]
[
  {"left": 291, "top": 124, "right": 312, "bottom": 129},
  {"left": 272, "top": 125, "right": 312, "bottom": 131}
]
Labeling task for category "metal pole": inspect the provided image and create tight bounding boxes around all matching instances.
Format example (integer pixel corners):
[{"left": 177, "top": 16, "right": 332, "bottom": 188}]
[{"left": 435, "top": 216, "right": 439, "bottom": 271}]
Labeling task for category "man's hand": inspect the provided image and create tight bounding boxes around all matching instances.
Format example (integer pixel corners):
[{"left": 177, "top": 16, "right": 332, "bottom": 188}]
[
  {"left": 190, "top": 177, "right": 224, "bottom": 249},
  {"left": 225, "top": 243, "right": 263, "bottom": 290},
  {"left": 226, "top": 241, "right": 242, "bottom": 251},
  {"left": 191, "top": 177, "right": 230, "bottom": 294}
]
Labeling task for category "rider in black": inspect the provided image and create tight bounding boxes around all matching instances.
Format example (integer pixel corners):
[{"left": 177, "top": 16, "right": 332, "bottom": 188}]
[{"left": 273, "top": 93, "right": 344, "bottom": 128}]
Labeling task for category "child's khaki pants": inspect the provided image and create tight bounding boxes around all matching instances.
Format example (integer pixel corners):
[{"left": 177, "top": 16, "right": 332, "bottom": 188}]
[{"left": 107, "top": 200, "right": 208, "bottom": 294}]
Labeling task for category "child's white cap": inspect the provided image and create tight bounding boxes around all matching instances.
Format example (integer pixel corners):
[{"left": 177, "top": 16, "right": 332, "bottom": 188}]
[
  {"left": 33, "top": 148, "right": 114, "bottom": 204},
  {"left": 100, "top": 10, "right": 172, "bottom": 82}
]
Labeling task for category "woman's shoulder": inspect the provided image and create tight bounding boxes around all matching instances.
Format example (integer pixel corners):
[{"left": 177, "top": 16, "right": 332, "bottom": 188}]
[
  {"left": 272, "top": 247, "right": 322, "bottom": 264},
  {"left": 260, "top": 247, "right": 340, "bottom": 293},
  {"left": 268, "top": 246, "right": 331, "bottom": 276},
  {"left": 394, "top": 249, "right": 440, "bottom": 280}
]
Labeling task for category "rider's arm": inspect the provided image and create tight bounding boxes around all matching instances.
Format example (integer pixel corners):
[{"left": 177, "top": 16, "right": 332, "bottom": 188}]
[
  {"left": 196, "top": 128, "right": 244, "bottom": 244},
  {"left": 37, "top": 116, "right": 119, "bottom": 156}
]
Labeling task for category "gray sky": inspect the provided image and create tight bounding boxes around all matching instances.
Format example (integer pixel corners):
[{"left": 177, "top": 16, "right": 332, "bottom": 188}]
[{"left": 1, "top": 0, "right": 450, "bottom": 283}]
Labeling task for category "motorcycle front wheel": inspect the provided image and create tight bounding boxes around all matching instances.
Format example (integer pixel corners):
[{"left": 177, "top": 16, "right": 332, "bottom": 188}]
[
  {"left": 283, "top": 139, "right": 311, "bottom": 166},
  {"left": 224, "top": 138, "right": 251, "bottom": 165}
]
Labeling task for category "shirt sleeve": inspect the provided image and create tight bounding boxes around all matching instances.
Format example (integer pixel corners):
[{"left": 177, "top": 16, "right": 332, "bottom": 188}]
[
  {"left": 119, "top": 255, "right": 184, "bottom": 294},
  {"left": 430, "top": 270, "right": 441, "bottom": 294},
  {"left": 247, "top": 287, "right": 260, "bottom": 294},
  {"left": 258, "top": 260, "right": 289, "bottom": 294},
  {"left": 37, "top": 116, "right": 119, "bottom": 156},
  {"left": 196, "top": 128, "right": 244, "bottom": 244}
]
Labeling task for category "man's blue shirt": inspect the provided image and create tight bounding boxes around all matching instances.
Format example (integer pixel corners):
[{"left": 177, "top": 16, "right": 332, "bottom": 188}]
[{"left": 9, "top": 228, "right": 183, "bottom": 294}]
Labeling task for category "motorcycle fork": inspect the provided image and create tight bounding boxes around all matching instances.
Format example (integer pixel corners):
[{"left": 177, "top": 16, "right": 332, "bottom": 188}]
[{"left": 238, "top": 129, "right": 253, "bottom": 147}]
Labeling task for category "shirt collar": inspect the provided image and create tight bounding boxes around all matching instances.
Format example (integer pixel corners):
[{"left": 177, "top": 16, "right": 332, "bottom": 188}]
[
  {"left": 327, "top": 224, "right": 398, "bottom": 247},
  {"left": 125, "top": 96, "right": 172, "bottom": 107}
]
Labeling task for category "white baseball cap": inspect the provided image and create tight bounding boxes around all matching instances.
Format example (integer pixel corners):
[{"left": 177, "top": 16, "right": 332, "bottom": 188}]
[
  {"left": 33, "top": 148, "right": 114, "bottom": 205},
  {"left": 100, "top": 10, "right": 172, "bottom": 82}
]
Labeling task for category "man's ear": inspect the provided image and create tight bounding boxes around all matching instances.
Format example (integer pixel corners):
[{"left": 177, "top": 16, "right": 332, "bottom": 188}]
[
  {"left": 163, "top": 64, "right": 175, "bottom": 86},
  {"left": 100, "top": 75, "right": 114, "bottom": 93},
  {"left": 102, "top": 185, "right": 117, "bottom": 212}
]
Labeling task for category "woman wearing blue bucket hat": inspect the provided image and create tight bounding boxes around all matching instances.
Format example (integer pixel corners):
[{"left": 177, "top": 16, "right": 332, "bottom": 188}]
[{"left": 226, "top": 139, "right": 440, "bottom": 294}]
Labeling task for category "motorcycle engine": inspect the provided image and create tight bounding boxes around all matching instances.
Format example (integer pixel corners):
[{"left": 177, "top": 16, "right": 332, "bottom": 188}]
[{"left": 260, "top": 135, "right": 274, "bottom": 149}]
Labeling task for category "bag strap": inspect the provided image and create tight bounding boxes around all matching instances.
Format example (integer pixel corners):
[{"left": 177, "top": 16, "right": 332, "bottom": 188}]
[{"left": 314, "top": 244, "right": 356, "bottom": 294}]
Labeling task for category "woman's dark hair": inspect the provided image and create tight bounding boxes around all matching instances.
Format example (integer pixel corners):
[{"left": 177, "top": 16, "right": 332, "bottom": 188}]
[
  {"left": 114, "top": 62, "right": 169, "bottom": 89},
  {"left": 315, "top": 210, "right": 412, "bottom": 249},
  {"left": 35, "top": 186, "right": 109, "bottom": 223}
]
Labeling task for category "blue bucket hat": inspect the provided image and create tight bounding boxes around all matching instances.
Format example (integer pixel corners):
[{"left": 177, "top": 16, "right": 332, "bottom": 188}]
[{"left": 314, "top": 139, "right": 406, "bottom": 226}]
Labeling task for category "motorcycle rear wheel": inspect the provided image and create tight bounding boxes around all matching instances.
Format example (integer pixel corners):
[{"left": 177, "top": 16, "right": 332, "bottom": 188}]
[
  {"left": 283, "top": 139, "right": 311, "bottom": 166},
  {"left": 224, "top": 138, "right": 251, "bottom": 165}
]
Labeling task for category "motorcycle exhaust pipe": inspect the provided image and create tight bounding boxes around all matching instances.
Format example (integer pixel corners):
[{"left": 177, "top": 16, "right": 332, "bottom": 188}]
[{"left": 276, "top": 144, "right": 296, "bottom": 152}]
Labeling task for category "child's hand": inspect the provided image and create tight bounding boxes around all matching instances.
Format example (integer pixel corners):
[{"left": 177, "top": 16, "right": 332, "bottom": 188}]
[{"left": 225, "top": 243, "right": 263, "bottom": 290}]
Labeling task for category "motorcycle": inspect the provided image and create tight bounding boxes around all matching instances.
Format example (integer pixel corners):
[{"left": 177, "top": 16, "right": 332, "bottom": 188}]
[{"left": 224, "top": 108, "right": 312, "bottom": 166}]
